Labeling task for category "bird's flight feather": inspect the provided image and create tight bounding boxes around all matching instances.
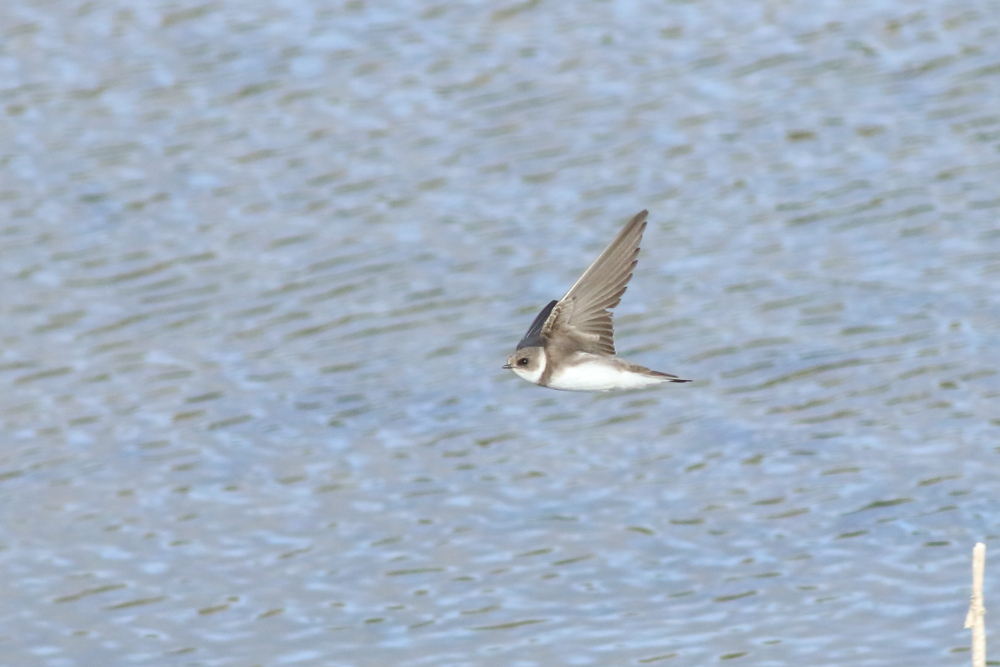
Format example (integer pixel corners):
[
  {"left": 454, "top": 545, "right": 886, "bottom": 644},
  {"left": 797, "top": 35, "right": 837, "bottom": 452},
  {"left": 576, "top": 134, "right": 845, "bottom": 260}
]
[
  {"left": 539, "top": 210, "right": 648, "bottom": 356},
  {"left": 516, "top": 299, "right": 557, "bottom": 350}
]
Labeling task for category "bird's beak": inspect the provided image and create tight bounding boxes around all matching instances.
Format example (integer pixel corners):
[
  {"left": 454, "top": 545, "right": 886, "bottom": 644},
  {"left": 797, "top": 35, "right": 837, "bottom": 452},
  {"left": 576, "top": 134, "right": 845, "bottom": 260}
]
[{"left": 502, "top": 364, "right": 512, "bottom": 369}]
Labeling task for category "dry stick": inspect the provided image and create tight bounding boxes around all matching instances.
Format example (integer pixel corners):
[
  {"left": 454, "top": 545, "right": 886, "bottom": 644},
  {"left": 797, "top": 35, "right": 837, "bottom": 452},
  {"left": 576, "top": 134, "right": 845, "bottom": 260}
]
[{"left": 965, "top": 542, "right": 986, "bottom": 667}]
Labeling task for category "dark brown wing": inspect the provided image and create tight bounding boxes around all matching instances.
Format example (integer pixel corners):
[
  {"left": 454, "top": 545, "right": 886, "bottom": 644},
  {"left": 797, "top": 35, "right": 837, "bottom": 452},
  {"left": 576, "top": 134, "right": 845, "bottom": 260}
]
[
  {"left": 516, "top": 300, "right": 557, "bottom": 350},
  {"left": 541, "top": 210, "right": 647, "bottom": 356}
]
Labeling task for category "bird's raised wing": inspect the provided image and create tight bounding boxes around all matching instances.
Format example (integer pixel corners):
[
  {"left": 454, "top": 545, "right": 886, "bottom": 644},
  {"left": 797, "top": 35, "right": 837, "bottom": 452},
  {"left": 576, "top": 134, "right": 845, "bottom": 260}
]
[
  {"left": 515, "top": 299, "right": 557, "bottom": 350},
  {"left": 540, "top": 210, "right": 647, "bottom": 356}
]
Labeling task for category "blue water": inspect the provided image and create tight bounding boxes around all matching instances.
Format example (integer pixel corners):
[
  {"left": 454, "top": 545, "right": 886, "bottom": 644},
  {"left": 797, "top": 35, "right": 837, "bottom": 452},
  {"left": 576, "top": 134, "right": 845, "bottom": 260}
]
[{"left": 1, "top": 1, "right": 999, "bottom": 665}]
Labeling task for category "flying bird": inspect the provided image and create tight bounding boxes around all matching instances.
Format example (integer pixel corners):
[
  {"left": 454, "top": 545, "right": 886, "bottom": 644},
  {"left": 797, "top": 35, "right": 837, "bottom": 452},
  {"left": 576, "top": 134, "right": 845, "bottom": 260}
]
[{"left": 504, "top": 210, "right": 690, "bottom": 391}]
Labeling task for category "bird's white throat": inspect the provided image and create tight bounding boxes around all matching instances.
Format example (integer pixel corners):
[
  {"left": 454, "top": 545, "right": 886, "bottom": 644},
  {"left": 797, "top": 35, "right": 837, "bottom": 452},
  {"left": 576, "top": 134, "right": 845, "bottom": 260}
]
[{"left": 511, "top": 349, "right": 546, "bottom": 384}]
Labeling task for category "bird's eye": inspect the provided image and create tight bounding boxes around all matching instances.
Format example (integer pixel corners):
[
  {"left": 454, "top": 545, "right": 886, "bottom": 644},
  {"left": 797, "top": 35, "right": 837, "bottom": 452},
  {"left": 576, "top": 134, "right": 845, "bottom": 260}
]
[{"left": 518, "top": 358, "right": 529, "bottom": 366}]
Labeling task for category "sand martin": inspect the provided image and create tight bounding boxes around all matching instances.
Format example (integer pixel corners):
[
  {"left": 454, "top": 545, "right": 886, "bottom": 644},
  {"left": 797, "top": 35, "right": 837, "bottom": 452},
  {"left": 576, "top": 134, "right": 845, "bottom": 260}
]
[{"left": 504, "top": 210, "right": 690, "bottom": 391}]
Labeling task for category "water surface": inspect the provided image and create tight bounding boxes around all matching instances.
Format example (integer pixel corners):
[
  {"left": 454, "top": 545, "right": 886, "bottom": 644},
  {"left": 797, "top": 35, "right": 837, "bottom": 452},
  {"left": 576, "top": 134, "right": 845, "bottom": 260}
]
[{"left": 1, "top": 1, "right": 999, "bottom": 665}]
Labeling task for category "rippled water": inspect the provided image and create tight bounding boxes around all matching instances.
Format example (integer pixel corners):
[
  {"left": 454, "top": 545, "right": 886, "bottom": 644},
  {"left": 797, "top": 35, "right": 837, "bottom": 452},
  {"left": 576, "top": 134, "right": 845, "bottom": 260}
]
[{"left": 2, "top": 1, "right": 999, "bottom": 665}]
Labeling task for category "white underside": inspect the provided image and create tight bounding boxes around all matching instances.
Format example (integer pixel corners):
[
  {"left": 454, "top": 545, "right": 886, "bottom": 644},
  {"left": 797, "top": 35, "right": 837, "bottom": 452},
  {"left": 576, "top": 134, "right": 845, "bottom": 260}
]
[{"left": 547, "top": 359, "right": 668, "bottom": 392}]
